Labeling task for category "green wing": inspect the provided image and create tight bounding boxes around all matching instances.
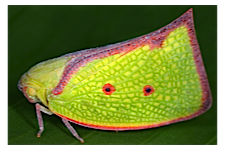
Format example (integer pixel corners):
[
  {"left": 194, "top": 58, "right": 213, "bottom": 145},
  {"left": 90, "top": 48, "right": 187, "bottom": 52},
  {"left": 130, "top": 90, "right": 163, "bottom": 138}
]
[{"left": 48, "top": 26, "right": 204, "bottom": 129}]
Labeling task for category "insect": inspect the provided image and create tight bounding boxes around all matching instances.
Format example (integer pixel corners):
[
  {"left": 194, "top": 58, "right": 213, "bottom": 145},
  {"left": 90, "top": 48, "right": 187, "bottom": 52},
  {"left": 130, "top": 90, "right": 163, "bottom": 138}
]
[{"left": 18, "top": 8, "right": 212, "bottom": 143}]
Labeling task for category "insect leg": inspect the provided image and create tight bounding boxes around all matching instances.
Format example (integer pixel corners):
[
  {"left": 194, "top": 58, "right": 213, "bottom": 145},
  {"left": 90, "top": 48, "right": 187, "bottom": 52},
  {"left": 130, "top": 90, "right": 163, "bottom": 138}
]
[
  {"left": 35, "top": 103, "right": 53, "bottom": 137},
  {"left": 62, "top": 118, "right": 84, "bottom": 143}
]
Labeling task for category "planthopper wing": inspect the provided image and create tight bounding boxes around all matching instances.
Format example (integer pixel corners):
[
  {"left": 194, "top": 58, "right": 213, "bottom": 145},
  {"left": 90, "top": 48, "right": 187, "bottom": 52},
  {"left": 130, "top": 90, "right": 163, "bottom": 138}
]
[{"left": 48, "top": 8, "right": 212, "bottom": 131}]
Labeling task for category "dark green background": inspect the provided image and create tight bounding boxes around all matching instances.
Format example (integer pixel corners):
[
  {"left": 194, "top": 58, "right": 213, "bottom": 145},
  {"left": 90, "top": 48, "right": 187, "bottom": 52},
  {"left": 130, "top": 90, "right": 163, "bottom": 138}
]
[{"left": 8, "top": 5, "right": 217, "bottom": 145}]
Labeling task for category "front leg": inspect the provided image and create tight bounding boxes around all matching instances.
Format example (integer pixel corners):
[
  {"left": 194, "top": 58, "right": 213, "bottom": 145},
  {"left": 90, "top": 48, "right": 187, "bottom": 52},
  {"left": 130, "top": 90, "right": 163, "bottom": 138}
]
[{"left": 35, "top": 103, "right": 53, "bottom": 137}]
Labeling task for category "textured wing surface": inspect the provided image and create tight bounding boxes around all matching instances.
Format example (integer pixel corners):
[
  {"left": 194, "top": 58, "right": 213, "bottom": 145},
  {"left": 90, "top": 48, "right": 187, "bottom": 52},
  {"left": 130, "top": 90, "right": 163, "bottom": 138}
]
[{"left": 48, "top": 25, "right": 204, "bottom": 129}]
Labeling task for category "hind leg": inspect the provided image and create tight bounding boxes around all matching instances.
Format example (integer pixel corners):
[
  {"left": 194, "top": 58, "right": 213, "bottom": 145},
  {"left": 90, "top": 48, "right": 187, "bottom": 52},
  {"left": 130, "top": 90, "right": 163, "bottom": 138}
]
[{"left": 62, "top": 118, "right": 84, "bottom": 143}]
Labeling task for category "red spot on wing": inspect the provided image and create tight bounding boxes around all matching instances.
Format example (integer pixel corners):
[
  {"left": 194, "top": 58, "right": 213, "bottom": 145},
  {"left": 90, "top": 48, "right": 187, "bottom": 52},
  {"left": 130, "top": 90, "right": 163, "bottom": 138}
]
[
  {"left": 143, "top": 85, "right": 155, "bottom": 96},
  {"left": 102, "top": 83, "right": 115, "bottom": 95}
]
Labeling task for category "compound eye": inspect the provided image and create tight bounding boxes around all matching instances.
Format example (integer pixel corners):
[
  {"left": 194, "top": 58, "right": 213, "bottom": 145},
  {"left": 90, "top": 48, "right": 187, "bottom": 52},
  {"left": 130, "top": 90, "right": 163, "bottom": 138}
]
[{"left": 27, "top": 87, "right": 36, "bottom": 96}]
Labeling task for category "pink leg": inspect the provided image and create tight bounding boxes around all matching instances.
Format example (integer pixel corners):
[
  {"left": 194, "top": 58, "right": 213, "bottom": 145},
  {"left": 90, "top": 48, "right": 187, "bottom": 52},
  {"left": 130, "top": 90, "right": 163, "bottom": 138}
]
[
  {"left": 35, "top": 103, "right": 53, "bottom": 137},
  {"left": 62, "top": 118, "right": 84, "bottom": 143},
  {"left": 35, "top": 103, "right": 44, "bottom": 137}
]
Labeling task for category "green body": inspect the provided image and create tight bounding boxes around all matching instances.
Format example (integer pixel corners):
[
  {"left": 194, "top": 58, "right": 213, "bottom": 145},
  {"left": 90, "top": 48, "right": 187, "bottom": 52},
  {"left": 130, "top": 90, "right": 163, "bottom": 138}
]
[{"left": 20, "top": 26, "right": 202, "bottom": 129}]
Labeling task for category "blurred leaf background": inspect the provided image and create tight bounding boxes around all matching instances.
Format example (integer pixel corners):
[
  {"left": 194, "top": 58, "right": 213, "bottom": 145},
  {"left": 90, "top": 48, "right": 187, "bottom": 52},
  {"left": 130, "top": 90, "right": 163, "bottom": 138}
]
[{"left": 8, "top": 5, "right": 217, "bottom": 145}]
